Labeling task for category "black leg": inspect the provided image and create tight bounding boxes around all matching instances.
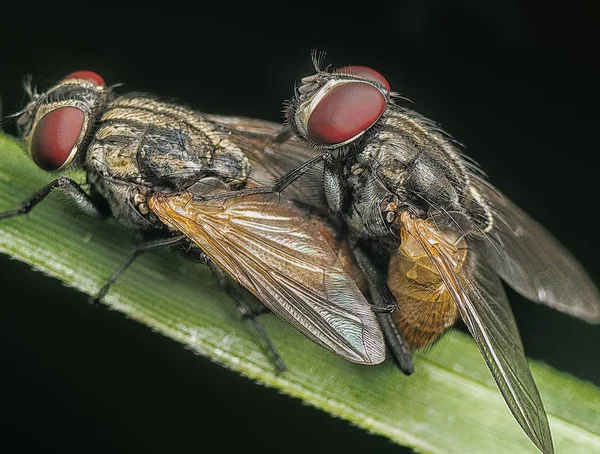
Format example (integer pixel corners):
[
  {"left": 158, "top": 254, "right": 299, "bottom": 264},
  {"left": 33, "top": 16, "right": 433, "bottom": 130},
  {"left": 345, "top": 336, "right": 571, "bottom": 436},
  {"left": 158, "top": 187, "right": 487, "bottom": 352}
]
[
  {"left": 207, "top": 263, "right": 286, "bottom": 372},
  {"left": 92, "top": 235, "right": 186, "bottom": 303},
  {"left": 199, "top": 151, "right": 332, "bottom": 202},
  {"left": 376, "top": 313, "right": 414, "bottom": 375},
  {"left": 352, "top": 245, "right": 414, "bottom": 375},
  {"left": 352, "top": 246, "right": 397, "bottom": 313},
  {"left": 229, "top": 286, "right": 287, "bottom": 372},
  {"left": 0, "top": 177, "right": 108, "bottom": 221}
]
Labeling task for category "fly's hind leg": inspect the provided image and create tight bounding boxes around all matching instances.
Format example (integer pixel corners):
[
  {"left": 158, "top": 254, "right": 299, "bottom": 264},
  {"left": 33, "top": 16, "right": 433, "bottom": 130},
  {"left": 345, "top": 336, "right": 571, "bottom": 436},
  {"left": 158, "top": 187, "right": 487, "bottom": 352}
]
[
  {"left": 227, "top": 284, "right": 287, "bottom": 373},
  {"left": 91, "top": 235, "right": 186, "bottom": 304},
  {"left": 204, "top": 260, "right": 286, "bottom": 373}
]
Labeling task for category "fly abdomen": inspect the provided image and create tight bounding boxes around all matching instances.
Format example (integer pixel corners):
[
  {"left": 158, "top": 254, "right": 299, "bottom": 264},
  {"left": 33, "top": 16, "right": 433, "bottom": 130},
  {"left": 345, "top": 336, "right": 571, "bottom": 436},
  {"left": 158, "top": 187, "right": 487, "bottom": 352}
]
[
  {"left": 388, "top": 252, "right": 460, "bottom": 349},
  {"left": 388, "top": 218, "right": 466, "bottom": 349}
]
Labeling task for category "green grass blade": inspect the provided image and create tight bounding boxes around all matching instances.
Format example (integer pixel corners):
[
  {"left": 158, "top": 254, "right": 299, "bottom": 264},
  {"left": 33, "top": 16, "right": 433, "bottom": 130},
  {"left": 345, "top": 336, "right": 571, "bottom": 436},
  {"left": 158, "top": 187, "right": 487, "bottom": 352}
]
[{"left": 0, "top": 133, "right": 598, "bottom": 454}]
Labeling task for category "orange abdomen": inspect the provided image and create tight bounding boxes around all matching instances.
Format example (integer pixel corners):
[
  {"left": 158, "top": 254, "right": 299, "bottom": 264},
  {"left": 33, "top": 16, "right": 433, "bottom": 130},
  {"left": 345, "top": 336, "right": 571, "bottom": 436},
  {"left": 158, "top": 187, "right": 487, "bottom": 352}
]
[
  {"left": 387, "top": 227, "right": 465, "bottom": 350},
  {"left": 388, "top": 254, "right": 459, "bottom": 349}
]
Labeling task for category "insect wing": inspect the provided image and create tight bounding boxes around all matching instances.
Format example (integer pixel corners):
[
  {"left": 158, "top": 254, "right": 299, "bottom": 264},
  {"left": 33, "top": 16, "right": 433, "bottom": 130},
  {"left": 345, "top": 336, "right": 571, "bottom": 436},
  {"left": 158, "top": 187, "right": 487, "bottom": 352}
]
[
  {"left": 148, "top": 192, "right": 385, "bottom": 364},
  {"left": 473, "top": 178, "right": 600, "bottom": 323},
  {"left": 402, "top": 215, "right": 554, "bottom": 454},
  {"left": 204, "top": 114, "right": 325, "bottom": 203}
]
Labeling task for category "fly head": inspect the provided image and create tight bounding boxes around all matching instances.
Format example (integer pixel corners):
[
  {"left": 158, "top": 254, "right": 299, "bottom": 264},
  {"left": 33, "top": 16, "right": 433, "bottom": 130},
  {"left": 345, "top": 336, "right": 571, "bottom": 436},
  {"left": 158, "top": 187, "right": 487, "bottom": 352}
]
[
  {"left": 17, "top": 71, "right": 109, "bottom": 172},
  {"left": 286, "top": 65, "right": 390, "bottom": 150}
]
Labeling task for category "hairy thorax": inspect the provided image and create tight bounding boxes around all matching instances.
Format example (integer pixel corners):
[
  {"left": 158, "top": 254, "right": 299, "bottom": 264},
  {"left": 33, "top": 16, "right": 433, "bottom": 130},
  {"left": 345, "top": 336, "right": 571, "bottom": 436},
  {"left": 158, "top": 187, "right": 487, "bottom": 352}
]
[
  {"left": 342, "top": 107, "right": 483, "bottom": 243},
  {"left": 85, "top": 95, "right": 250, "bottom": 228}
]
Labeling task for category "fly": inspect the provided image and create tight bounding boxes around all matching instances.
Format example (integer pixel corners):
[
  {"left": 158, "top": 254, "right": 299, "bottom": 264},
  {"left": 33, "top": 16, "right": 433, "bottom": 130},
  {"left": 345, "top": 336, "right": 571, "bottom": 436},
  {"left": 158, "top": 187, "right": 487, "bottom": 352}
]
[
  {"left": 0, "top": 71, "right": 386, "bottom": 371},
  {"left": 223, "top": 56, "right": 600, "bottom": 454}
]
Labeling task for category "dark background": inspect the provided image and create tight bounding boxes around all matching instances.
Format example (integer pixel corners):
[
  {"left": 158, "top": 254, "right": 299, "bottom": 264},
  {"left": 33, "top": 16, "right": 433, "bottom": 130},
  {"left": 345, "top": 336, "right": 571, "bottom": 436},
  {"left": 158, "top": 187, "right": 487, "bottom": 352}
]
[{"left": 1, "top": 2, "right": 598, "bottom": 453}]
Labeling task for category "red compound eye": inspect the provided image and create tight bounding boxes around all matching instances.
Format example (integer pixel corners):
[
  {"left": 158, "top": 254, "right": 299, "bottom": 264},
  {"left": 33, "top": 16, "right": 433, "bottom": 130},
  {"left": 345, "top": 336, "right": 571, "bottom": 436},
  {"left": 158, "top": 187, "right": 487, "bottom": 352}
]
[
  {"left": 334, "top": 66, "right": 390, "bottom": 91},
  {"left": 63, "top": 70, "right": 105, "bottom": 86},
  {"left": 307, "top": 80, "right": 387, "bottom": 145},
  {"left": 30, "top": 106, "right": 85, "bottom": 170}
]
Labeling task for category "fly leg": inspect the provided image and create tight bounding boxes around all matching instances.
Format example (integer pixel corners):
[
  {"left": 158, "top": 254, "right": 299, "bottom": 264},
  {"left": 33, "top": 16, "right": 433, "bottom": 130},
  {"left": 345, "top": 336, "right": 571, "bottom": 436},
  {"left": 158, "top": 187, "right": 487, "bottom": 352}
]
[
  {"left": 200, "top": 151, "right": 333, "bottom": 201},
  {"left": 206, "top": 261, "right": 286, "bottom": 372},
  {"left": 228, "top": 285, "right": 287, "bottom": 373},
  {"left": 92, "top": 235, "right": 187, "bottom": 303},
  {"left": 0, "top": 177, "right": 109, "bottom": 221},
  {"left": 352, "top": 244, "right": 414, "bottom": 375}
]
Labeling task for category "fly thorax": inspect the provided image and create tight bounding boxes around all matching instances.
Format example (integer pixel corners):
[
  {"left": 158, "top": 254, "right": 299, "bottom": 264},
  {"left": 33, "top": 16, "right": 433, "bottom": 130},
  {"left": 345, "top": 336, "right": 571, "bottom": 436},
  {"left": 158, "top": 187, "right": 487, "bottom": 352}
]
[
  {"left": 339, "top": 140, "right": 409, "bottom": 242},
  {"left": 344, "top": 175, "right": 399, "bottom": 243},
  {"left": 91, "top": 96, "right": 250, "bottom": 189},
  {"left": 360, "top": 133, "right": 413, "bottom": 190},
  {"left": 374, "top": 107, "right": 472, "bottom": 216},
  {"left": 404, "top": 154, "right": 462, "bottom": 214}
]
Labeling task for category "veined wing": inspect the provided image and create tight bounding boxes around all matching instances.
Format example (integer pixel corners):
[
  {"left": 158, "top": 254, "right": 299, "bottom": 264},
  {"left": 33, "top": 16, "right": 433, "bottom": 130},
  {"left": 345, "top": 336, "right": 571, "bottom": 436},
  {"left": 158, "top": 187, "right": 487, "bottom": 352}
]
[
  {"left": 148, "top": 192, "right": 385, "bottom": 364},
  {"left": 204, "top": 114, "right": 325, "bottom": 206},
  {"left": 473, "top": 177, "right": 600, "bottom": 323},
  {"left": 401, "top": 212, "right": 554, "bottom": 454}
]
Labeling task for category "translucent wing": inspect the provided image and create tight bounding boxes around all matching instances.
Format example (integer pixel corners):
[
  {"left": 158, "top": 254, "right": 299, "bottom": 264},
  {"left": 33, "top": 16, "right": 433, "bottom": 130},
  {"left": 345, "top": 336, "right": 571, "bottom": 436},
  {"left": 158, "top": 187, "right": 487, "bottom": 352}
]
[
  {"left": 148, "top": 192, "right": 385, "bottom": 364},
  {"left": 473, "top": 177, "right": 600, "bottom": 323},
  {"left": 204, "top": 114, "right": 325, "bottom": 205},
  {"left": 401, "top": 213, "right": 554, "bottom": 454},
  {"left": 204, "top": 114, "right": 311, "bottom": 178}
]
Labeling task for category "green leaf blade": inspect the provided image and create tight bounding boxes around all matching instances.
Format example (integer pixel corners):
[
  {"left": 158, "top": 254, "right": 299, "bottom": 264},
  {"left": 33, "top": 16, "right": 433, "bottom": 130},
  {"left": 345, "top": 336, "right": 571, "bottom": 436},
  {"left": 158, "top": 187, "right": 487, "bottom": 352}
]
[{"left": 1, "top": 133, "right": 598, "bottom": 454}]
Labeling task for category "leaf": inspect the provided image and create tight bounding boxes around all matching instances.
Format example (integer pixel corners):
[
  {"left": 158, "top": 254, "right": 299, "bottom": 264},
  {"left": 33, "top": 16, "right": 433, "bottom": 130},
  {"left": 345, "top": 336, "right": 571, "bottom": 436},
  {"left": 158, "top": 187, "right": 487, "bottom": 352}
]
[{"left": 0, "top": 133, "right": 598, "bottom": 454}]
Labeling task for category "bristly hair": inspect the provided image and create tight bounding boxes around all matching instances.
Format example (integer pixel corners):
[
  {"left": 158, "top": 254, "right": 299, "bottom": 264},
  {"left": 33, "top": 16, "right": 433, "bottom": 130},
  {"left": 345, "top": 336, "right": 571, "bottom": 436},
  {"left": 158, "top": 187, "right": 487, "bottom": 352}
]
[
  {"left": 22, "top": 73, "right": 36, "bottom": 101},
  {"left": 310, "top": 49, "right": 327, "bottom": 72},
  {"left": 0, "top": 74, "right": 37, "bottom": 130}
]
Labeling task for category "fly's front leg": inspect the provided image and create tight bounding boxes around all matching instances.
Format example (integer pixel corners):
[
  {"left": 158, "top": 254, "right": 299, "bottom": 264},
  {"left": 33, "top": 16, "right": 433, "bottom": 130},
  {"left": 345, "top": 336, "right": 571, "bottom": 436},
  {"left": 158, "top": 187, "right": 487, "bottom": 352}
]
[
  {"left": 92, "top": 235, "right": 186, "bottom": 304},
  {"left": 0, "top": 177, "right": 109, "bottom": 221},
  {"left": 200, "top": 151, "right": 334, "bottom": 202},
  {"left": 352, "top": 245, "right": 396, "bottom": 314},
  {"left": 352, "top": 243, "right": 414, "bottom": 375}
]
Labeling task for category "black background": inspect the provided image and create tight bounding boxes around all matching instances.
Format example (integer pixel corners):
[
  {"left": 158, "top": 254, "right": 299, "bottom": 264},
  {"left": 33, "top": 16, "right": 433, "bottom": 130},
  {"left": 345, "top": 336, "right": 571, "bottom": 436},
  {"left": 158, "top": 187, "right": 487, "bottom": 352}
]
[{"left": 1, "top": 3, "right": 598, "bottom": 453}]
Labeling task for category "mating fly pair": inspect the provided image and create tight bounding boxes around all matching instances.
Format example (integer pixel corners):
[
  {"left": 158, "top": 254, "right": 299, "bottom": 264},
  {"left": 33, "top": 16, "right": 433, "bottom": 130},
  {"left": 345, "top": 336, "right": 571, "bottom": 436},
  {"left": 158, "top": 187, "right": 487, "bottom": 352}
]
[{"left": 2, "top": 63, "right": 599, "bottom": 454}]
